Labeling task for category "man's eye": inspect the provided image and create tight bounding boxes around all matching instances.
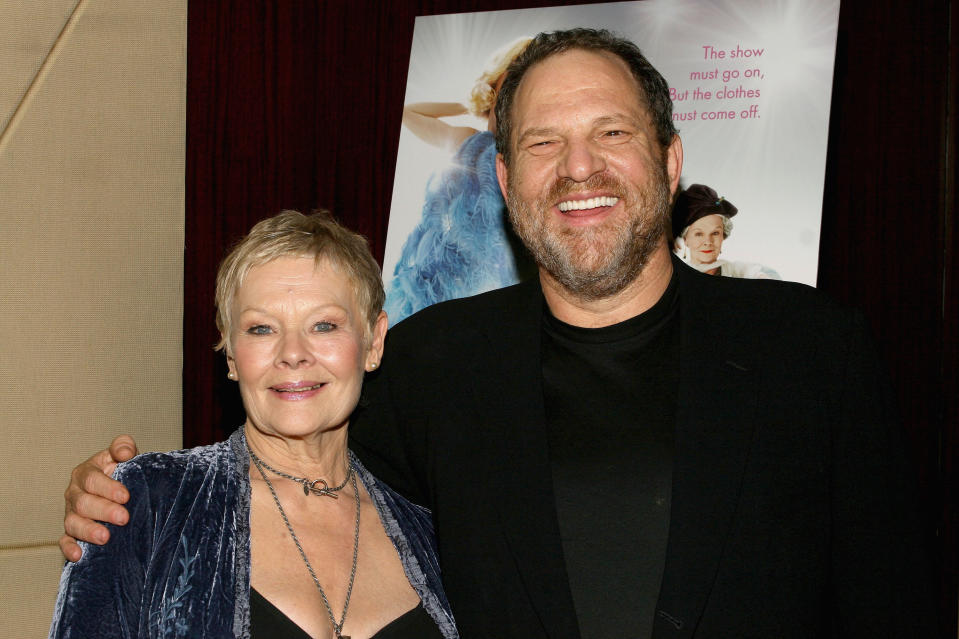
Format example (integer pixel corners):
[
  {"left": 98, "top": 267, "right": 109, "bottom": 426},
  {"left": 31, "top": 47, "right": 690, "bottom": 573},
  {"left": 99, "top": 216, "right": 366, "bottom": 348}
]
[
  {"left": 313, "top": 322, "right": 336, "bottom": 332},
  {"left": 525, "top": 139, "right": 557, "bottom": 155},
  {"left": 600, "top": 130, "right": 632, "bottom": 143},
  {"left": 246, "top": 325, "right": 272, "bottom": 335}
]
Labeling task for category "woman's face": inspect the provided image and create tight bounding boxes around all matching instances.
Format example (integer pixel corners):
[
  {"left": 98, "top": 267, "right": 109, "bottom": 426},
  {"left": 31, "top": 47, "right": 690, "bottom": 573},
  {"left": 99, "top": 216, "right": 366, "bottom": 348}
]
[
  {"left": 227, "top": 256, "right": 385, "bottom": 440},
  {"left": 684, "top": 214, "right": 725, "bottom": 265}
]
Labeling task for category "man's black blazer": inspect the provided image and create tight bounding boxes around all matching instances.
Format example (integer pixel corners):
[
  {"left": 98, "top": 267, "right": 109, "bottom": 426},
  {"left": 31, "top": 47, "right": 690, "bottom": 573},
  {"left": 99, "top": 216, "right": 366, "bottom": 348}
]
[{"left": 351, "top": 259, "right": 937, "bottom": 638}]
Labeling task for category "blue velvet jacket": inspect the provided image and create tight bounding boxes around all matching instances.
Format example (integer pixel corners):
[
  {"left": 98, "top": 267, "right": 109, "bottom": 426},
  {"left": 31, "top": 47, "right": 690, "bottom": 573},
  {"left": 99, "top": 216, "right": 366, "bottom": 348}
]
[{"left": 49, "top": 429, "right": 458, "bottom": 638}]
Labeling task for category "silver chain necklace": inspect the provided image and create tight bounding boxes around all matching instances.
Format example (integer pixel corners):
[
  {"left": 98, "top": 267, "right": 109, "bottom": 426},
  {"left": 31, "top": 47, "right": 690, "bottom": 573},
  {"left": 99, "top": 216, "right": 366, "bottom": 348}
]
[
  {"left": 250, "top": 451, "right": 360, "bottom": 639},
  {"left": 249, "top": 449, "right": 352, "bottom": 498}
]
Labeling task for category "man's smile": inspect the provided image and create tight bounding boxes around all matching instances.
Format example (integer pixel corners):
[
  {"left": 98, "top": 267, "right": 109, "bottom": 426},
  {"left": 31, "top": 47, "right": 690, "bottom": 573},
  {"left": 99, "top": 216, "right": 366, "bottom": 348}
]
[{"left": 557, "top": 196, "right": 619, "bottom": 212}]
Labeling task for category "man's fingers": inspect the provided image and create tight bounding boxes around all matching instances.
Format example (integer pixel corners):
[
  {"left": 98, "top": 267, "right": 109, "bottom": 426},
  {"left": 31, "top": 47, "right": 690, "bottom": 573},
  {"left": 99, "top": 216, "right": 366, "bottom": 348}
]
[
  {"left": 65, "top": 480, "right": 129, "bottom": 525},
  {"left": 108, "top": 434, "right": 137, "bottom": 462},
  {"left": 70, "top": 458, "right": 130, "bottom": 504},
  {"left": 63, "top": 510, "right": 112, "bottom": 546},
  {"left": 60, "top": 437, "right": 138, "bottom": 560},
  {"left": 58, "top": 534, "right": 84, "bottom": 563}
]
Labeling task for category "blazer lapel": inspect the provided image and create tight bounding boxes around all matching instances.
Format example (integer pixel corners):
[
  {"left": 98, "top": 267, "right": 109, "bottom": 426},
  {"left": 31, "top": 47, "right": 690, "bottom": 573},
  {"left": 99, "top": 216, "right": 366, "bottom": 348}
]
[
  {"left": 468, "top": 278, "right": 581, "bottom": 638},
  {"left": 653, "top": 261, "right": 760, "bottom": 637}
]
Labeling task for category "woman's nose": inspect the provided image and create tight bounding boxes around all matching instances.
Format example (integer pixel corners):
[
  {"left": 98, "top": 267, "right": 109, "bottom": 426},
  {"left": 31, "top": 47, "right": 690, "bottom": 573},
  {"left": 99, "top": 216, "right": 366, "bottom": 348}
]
[{"left": 277, "top": 332, "right": 314, "bottom": 368}]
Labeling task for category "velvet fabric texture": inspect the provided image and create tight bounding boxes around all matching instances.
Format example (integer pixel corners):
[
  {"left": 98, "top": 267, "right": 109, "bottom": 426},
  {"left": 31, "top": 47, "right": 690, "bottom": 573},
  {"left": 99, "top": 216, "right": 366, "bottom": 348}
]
[{"left": 49, "top": 429, "right": 458, "bottom": 638}]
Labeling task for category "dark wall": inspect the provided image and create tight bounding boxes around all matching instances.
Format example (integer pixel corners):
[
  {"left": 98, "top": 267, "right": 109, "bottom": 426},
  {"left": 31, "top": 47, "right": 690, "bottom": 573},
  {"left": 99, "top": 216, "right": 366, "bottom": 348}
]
[{"left": 184, "top": 1, "right": 956, "bottom": 633}]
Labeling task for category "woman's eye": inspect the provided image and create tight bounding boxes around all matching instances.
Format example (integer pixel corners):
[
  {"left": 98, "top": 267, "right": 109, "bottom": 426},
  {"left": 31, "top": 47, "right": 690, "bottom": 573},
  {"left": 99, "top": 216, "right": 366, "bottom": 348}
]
[
  {"left": 313, "top": 322, "right": 336, "bottom": 332},
  {"left": 246, "top": 325, "right": 272, "bottom": 335}
]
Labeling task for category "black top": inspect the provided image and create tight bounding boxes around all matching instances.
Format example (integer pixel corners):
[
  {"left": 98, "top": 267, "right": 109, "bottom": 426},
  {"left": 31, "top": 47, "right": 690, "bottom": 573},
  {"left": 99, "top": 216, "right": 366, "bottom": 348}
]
[
  {"left": 542, "top": 273, "right": 680, "bottom": 639},
  {"left": 250, "top": 588, "right": 443, "bottom": 639}
]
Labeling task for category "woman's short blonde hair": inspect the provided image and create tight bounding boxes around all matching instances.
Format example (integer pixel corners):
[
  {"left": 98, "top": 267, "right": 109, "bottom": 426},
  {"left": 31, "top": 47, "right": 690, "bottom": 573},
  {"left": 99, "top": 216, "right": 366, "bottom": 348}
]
[
  {"left": 467, "top": 37, "right": 532, "bottom": 117},
  {"left": 214, "top": 210, "right": 385, "bottom": 354}
]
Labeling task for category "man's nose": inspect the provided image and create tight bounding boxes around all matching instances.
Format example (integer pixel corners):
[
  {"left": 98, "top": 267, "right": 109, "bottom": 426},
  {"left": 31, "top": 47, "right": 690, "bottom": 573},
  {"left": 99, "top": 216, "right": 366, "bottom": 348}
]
[{"left": 557, "top": 139, "right": 606, "bottom": 182}]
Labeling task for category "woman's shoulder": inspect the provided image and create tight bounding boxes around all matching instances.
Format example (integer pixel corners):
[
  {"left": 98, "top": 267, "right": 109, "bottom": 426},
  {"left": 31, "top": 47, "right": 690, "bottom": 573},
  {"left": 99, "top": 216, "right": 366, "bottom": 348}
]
[
  {"left": 115, "top": 430, "right": 246, "bottom": 492},
  {"left": 351, "top": 454, "right": 432, "bottom": 523}
]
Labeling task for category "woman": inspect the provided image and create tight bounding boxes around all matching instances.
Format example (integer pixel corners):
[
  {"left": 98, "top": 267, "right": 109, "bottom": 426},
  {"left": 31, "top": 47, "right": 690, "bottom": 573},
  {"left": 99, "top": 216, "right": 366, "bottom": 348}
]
[
  {"left": 672, "top": 183, "right": 780, "bottom": 279},
  {"left": 49, "top": 211, "right": 457, "bottom": 639},
  {"left": 386, "top": 37, "right": 534, "bottom": 325}
]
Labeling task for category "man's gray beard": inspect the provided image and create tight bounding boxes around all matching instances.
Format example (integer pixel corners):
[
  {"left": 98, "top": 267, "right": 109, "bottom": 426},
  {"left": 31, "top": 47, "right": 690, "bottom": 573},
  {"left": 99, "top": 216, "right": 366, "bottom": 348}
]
[{"left": 506, "top": 168, "right": 671, "bottom": 302}]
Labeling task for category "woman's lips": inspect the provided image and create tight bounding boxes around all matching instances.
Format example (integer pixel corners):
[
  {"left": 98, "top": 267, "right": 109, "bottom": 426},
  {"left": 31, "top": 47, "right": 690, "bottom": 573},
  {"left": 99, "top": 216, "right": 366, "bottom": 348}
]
[{"left": 270, "top": 382, "right": 325, "bottom": 400}]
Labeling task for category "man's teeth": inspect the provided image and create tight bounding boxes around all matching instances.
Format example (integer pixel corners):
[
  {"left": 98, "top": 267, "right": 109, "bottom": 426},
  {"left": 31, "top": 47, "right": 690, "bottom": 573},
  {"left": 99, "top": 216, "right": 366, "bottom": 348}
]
[
  {"left": 557, "top": 196, "right": 619, "bottom": 212},
  {"left": 275, "top": 384, "right": 324, "bottom": 392}
]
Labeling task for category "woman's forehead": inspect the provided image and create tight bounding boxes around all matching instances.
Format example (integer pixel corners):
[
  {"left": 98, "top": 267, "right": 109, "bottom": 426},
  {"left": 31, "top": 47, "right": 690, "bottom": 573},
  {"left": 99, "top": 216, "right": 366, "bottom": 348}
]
[
  {"left": 238, "top": 257, "right": 356, "bottom": 305},
  {"left": 690, "top": 214, "right": 724, "bottom": 230}
]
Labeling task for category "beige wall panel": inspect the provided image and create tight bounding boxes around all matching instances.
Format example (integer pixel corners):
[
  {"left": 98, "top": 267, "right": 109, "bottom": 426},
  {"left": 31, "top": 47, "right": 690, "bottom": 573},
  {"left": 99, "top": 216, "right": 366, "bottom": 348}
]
[
  {"left": 0, "top": 0, "right": 186, "bottom": 634},
  {"left": 0, "top": 546, "right": 65, "bottom": 638},
  {"left": 0, "top": 1, "right": 78, "bottom": 134}
]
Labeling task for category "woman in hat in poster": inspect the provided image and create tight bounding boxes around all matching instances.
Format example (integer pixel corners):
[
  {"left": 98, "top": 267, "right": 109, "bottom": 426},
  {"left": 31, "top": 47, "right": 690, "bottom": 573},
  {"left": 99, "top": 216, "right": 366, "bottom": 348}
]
[{"left": 672, "top": 183, "right": 780, "bottom": 279}]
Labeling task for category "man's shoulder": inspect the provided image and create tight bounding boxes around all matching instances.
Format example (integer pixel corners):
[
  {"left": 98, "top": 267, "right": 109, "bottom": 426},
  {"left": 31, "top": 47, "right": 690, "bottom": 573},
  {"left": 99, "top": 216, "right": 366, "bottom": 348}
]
[
  {"left": 677, "top": 262, "right": 862, "bottom": 353},
  {"left": 388, "top": 280, "right": 538, "bottom": 341},
  {"left": 679, "top": 260, "right": 843, "bottom": 316}
]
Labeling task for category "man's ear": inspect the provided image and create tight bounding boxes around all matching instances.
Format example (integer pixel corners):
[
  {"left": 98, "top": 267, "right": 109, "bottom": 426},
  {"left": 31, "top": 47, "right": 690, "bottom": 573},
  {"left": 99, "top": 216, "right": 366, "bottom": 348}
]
[
  {"left": 495, "top": 153, "right": 509, "bottom": 200},
  {"left": 665, "top": 135, "right": 684, "bottom": 196}
]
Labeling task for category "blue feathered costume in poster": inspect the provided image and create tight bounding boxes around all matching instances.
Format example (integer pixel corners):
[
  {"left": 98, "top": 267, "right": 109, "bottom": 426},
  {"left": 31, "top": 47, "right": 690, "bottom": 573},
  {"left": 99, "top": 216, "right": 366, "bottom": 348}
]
[{"left": 384, "top": 131, "right": 532, "bottom": 326}]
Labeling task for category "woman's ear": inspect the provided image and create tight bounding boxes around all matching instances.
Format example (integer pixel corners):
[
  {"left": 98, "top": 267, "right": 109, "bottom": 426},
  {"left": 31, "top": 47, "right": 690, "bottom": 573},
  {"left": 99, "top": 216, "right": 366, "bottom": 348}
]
[
  {"left": 225, "top": 342, "right": 238, "bottom": 381},
  {"left": 673, "top": 236, "right": 690, "bottom": 261},
  {"left": 366, "top": 311, "right": 388, "bottom": 371}
]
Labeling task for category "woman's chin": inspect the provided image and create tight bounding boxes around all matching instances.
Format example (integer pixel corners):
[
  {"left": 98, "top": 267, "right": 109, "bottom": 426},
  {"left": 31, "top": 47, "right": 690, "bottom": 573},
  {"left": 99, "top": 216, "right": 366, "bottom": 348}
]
[{"left": 245, "top": 421, "right": 348, "bottom": 442}]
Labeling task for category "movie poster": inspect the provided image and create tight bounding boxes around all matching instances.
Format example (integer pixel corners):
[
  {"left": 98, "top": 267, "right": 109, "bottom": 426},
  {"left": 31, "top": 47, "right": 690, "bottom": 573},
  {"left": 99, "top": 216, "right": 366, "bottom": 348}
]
[{"left": 384, "top": 0, "right": 841, "bottom": 325}]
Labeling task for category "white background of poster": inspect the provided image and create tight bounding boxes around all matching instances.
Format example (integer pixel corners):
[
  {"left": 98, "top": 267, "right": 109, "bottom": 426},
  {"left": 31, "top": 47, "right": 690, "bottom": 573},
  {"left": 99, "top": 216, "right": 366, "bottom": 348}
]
[{"left": 386, "top": 0, "right": 840, "bottom": 288}]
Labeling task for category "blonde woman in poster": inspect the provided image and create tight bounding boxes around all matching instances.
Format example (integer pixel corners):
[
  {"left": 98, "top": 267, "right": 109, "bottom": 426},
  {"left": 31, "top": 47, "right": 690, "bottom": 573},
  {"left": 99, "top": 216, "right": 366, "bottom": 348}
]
[
  {"left": 672, "top": 184, "right": 780, "bottom": 279},
  {"left": 385, "top": 37, "right": 534, "bottom": 325}
]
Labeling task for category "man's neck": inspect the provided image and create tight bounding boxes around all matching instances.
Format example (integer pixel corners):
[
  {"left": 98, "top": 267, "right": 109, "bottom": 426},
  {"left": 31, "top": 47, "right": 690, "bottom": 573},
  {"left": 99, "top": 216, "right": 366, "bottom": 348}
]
[{"left": 540, "top": 245, "right": 674, "bottom": 328}]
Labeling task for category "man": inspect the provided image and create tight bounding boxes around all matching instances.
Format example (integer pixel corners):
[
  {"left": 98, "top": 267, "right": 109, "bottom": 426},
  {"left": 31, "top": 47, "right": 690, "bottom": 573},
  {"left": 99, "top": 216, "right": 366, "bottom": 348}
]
[{"left": 61, "top": 29, "right": 936, "bottom": 638}]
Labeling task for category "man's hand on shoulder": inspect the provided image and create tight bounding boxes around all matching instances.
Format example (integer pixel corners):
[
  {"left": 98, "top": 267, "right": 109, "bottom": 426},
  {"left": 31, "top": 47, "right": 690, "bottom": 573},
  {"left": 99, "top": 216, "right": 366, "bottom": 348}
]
[{"left": 59, "top": 435, "right": 138, "bottom": 562}]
